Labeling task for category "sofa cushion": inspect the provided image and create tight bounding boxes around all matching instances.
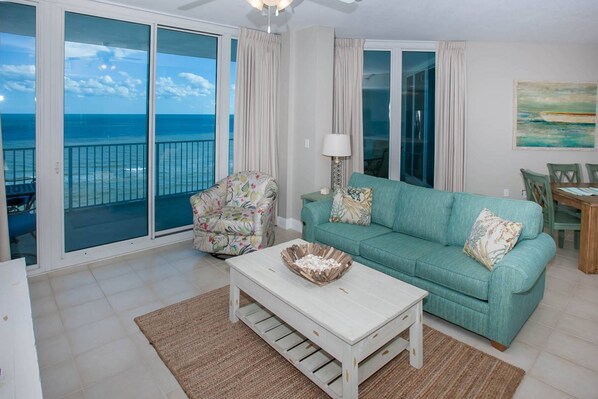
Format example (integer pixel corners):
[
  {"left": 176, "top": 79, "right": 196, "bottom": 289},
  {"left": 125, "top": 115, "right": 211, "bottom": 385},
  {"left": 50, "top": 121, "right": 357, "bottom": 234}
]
[
  {"left": 348, "top": 173, "right": 402, "bottom": 229},
  {"left": 416, "top": 246, "right": 491, "bottom": 301},
  {"left": 196, "top": 206, "right": 256, "bottom": 235},
  {"left": 315, "top": 222, "right": 392, "bottom": 256},
  {"left": 360, "top": 232, "right": 445, "bottom": 276},
  {"left": 393, "top": 184, "right": 454, "bottom": 245},
  {"left": 448, "top": 192, "right": 543, "bottom": 247},
  {"left": 329, "top": 186, "right": 373, "bottom": 226}
]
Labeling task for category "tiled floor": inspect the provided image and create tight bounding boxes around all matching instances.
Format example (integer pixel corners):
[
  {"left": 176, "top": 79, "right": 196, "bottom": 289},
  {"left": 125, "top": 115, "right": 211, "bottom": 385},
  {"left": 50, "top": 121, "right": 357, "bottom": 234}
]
[{"left": 29, "top": 229, "right": 598, "bottom": 399}]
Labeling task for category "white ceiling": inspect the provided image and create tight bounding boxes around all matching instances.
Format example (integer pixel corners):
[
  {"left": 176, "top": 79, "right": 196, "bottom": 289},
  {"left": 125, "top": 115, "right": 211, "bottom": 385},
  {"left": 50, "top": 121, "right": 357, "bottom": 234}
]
[{"left": 104, "top": 0, "right": 598, "bottom": 44}]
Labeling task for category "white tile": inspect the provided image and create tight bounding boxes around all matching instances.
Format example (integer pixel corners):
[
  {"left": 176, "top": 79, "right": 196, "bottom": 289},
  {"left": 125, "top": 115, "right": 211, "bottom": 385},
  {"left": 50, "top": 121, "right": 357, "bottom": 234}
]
[
  {"left": 514, "top": 375, "right": 574, "bottom": 399},
  {"left": 540, "top": 288, "right": 571, "bottom": 311},
  {"left": 149, "top": 275, "right": 196, "bottom": 301},
  {"left": 545, "top": 330, "right": 598, "bottom": 373},
  {"left": 28, "top": 273, "right": 48, "bottom": 283},
  {"left": 31, "top": 294, "right": 58, "bottom": 318},
  {"left": 556, "top": 313, "right": 598, "bottom": 345},
  {"left": 515, "top": 320, "right": 553, "bottom": 350},
  {"left": 98, "top": 271, "right": 145, "bottom": 296},
  {"left": 49, "top": 269, "right": 96, "bottom": 293},
  {"left": 571, "top": 284, "right": 598, "bottom": 306},
  {"left": 160, "top": 288, "right": 202, "bottom": 307},
  {"left": 166, "top": 386, "right": 188, "bottom": 399},
  {"left": 90, "top": 260, "right": 133, "bottom": 281},
  {"left": 530, "top": 352, "right": 598, "bottom": 399},
  {"left": 67, "top": 315, "right": 127, "bottom": 355},
  {"left": 126, "top": 253, "right": 170, "bottom": 271},
  {"left": 529, "top": 303, "right": 563, "bottom": 328},
  {"left": 60, "top": 297, "right": 114, "bottom": 331},
  {"left": 107, "top": 286, "right": 159, "bottom": 313},
  {"left": 184, "top": 264, "right": 229, "bottom": 292},
  {"left": 40, "top": 359, "right": 82, "bottom": 399},
  {"left": 75, "top": 337, "right": 143, "bottom": 386},
  {"left": 149, "top": 360, "right": 181, "bottom": 394},
  {"left": 83, "top": 365, "right": 163, "bottom": 399},
  {"left": 55, "top": 283, "right": 104, "bottom": 310},
  {"left": 29, "top": 279, "right": 53, "bottom": 300},
  {"left": 546, "top": 263, "right": 584, "bottom": 285},
  {"left": 129, "top": 330, "right": 160, "bottom": 361},
  {"left": 565, "top": 296, "right": 598, "bottom": 323},
  {"left": 169, "top": 256, "right": 214, "bottom": 274},
  {"left": 485, "top": 340, "right": 540, "bottom": 372},
  {"left": 63, "top": 390, "right": 85, "bottom": 399},
  {"left": 36, "top": 334, "right": 73, "bottom": 369},
  {"left": 33, "top": 312, "right": 65, "bottom": 341},
  {"left": 118, "top": 300, "right": 164, "bottom": 335},
  {"left": 135, "top": 263, "right": 180, "bottom": 284},
  {"left": 545, "top": 276, "right": 577, "bottom": 296}
]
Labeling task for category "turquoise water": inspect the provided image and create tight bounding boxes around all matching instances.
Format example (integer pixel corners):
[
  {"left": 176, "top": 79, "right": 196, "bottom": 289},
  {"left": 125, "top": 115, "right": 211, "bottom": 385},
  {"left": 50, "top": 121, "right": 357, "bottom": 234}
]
[{"left": 515, "top": 112, "right": 595, "bottom": 148}]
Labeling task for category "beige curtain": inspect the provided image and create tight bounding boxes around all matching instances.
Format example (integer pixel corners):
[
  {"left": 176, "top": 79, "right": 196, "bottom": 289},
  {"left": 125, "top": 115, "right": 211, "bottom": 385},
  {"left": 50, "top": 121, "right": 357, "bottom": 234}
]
[
  {"left": 434, "top": 41, "right": 467, "bottom": 192},
  {"left": 333, "top": 38, "right": 365, "bottom": 184},
  {"left": 233, "top": 27, "right": 281, "bottom": 178},
  {"left": 0, "top": 115, "right": 11, "bottom": 261}
]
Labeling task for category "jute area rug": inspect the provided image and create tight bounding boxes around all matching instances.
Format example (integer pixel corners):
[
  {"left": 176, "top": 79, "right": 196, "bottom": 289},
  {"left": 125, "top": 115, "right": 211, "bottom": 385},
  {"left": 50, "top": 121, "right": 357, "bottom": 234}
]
[{"left": 135, "top": 286, "right": 524, "bottom": 399}]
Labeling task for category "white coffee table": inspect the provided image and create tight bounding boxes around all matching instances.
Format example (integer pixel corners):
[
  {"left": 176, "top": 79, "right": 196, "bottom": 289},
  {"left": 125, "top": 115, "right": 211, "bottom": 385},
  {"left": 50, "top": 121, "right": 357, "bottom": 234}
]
[{"left": 227, "top": 239, "right": 428, "bottom": 399}]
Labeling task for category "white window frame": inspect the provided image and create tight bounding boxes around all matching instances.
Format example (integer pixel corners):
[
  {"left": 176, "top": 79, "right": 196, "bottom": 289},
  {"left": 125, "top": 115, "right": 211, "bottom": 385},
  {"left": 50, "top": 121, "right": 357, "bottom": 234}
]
[{"left": 364, "top": 40, "right": 437, "bottom": 181}]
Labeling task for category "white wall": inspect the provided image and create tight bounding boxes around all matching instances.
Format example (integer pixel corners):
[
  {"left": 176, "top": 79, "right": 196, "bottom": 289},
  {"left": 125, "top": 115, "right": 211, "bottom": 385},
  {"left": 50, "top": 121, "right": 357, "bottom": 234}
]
[
  {"left": 466, "top": 42, "right": 598, "bottom": 199},
  {"left": 278, "top": 26, "right": 335, "bottom": 226}
]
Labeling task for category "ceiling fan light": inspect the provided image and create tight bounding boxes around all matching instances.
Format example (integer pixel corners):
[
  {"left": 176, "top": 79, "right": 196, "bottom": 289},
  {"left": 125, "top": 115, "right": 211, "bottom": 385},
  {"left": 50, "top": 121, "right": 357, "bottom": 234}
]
[
  {"left": 276, "top": 0, "right": 294, "bottom": 11},
  {"left": 246, "top": 0, "right": 264, "bottom": 10}
]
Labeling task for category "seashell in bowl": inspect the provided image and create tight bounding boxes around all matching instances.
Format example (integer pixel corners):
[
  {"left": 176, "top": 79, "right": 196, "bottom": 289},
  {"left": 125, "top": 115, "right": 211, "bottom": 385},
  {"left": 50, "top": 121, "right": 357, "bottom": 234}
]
[{"left": 280, "top": 243, "right": 353, "bottom": 286}]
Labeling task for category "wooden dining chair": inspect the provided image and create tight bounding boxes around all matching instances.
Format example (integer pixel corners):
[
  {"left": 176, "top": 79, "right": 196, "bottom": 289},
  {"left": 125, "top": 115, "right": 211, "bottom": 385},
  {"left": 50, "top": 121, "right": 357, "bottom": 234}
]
[
  {"left": 521, "top": 169, "right": 580, "bottom": 249},
  {"left": 587, "top": 163, "right": 598, "bottom": 183},
  {"left": 547, "top": 163, "right": 583, "bottom": 183}
]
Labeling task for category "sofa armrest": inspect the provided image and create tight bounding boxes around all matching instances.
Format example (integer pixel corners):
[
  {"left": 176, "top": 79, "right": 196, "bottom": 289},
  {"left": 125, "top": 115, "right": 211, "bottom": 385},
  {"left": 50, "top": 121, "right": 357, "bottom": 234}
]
[
  {"left": 301, "top": 199, "right": 333, "bottom": 242},
  {"left": 190, "top": 180, "right": 227, "bottom": 221},
  {"left": 491, "top": 233, "right": 556, "bottom": 294}
]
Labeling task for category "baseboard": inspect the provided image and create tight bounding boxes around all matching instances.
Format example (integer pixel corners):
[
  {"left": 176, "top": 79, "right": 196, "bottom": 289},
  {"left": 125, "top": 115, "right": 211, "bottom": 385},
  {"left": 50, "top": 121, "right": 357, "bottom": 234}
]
[{"left": 276, "top": 216, "right": 303, "bottom": 233}]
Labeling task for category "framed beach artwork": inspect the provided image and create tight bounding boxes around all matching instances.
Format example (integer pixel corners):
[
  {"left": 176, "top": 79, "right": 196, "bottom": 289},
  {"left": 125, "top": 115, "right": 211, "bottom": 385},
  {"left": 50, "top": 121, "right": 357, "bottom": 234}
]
[{"left": 513, "top": 81, "right": 597, "bottom": 150}]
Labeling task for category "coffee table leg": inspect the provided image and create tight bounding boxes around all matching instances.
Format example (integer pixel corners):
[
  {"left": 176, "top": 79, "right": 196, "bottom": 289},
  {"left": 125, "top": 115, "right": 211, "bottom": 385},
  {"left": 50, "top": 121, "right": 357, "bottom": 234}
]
[
  {"left": 409, "top": 302, "right": 423, "bottom": 369},
  {"left": 229, "top": 283, "right": 239, "bottom": 323},
  {"left": 342, "top": 347, "right": 358, "bottom": 399}
]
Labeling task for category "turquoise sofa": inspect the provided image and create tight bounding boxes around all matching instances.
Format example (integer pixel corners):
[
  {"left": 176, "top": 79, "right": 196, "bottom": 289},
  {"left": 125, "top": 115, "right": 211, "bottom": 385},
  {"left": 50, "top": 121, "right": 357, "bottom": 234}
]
[{"left": 301, "top": 173, "right": 556, "bottom": 349}]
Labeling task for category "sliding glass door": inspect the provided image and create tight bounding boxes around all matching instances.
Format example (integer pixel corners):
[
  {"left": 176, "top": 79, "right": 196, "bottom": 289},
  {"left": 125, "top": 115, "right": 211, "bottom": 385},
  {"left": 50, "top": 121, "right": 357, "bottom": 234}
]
[
  {"left": 63, "top": 13, "right": 150, "bottom": 252},
  {"left": 0, "top": 2, "right": 37, "bottom": 265},
  {"left": 154, "top": 28, "right": 217, "bottom": 232}
]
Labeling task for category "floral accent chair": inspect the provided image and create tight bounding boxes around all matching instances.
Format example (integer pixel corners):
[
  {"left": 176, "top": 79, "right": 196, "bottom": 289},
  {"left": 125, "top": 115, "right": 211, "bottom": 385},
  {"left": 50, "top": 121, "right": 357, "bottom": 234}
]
[{"left": 190, "top": 171, "right": 278, "bottom": 256}]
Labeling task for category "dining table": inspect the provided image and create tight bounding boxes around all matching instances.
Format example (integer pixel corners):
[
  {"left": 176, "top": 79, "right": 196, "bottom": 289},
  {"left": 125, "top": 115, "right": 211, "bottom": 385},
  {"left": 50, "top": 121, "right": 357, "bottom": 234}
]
[{"left": 552, "top": 183, "right": 598, "bottom": 274}]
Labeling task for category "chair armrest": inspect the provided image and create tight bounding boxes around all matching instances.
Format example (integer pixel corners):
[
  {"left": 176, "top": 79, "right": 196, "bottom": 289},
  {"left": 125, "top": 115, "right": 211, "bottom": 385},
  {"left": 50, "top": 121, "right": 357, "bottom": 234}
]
[
  {"left": 190, "top": 180, "right": 227, "bottom": 219},
  {"left": 301, "top": 199, "right": 333, "bottom": 242},
  {"left": 490, "top": 233, "right": 556, "bottom": 294}
]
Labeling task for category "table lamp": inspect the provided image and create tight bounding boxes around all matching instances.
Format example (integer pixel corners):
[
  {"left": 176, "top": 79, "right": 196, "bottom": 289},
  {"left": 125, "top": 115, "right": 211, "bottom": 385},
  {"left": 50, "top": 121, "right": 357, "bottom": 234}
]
[{"left": 322, "top": 133, "right": 351, "bottom": 191}]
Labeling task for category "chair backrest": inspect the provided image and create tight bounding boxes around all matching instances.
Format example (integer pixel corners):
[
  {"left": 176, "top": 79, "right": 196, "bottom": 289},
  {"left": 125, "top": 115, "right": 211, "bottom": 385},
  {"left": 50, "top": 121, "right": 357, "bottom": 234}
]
[
  {"left": 547, "top": 163, "right": 582, "bottom": 183},
  {"left": 225, "top": 171, "right": 277, "bottom": 208},
  {"left": 587, "top": 163, "right": 598, "bottom": 183},
  {"left": 521, "top": 169, "right": 554, "bottom": 229}
]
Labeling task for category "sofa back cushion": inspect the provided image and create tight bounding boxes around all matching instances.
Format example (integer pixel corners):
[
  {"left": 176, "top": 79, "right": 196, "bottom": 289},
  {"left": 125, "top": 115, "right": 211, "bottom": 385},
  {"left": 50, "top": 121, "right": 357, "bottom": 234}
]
[
  {"left": 393, "top": 184, "right": 454, "bottom": 245},
  {"left": 348, "top": 173, "right": 402, "bottom": 228},
  {"left": 226, "top": 171, "right": 274, "bottom": 208},
  {"left": 448, "top": 192, "right": 543, "bottom": 247}
]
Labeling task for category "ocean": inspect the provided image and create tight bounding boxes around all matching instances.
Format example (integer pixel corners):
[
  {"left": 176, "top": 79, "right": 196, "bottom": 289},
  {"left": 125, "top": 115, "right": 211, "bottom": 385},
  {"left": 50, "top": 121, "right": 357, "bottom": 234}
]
[{"left": 515, "top": 112, "right": 595, "bottom": 148}]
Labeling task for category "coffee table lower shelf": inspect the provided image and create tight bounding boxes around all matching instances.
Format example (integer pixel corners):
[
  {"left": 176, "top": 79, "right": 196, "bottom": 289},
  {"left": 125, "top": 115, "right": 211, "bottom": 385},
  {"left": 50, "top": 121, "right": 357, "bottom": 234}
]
[{"left": 236, "top": 302, "right": 409, "bottom": 399}]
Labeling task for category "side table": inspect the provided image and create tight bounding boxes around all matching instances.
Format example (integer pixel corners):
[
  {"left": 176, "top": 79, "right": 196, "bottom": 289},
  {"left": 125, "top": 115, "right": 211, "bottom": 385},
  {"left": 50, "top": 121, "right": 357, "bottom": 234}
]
[{"left": 301, "top": 191, "right": 333, "bottom": 207}]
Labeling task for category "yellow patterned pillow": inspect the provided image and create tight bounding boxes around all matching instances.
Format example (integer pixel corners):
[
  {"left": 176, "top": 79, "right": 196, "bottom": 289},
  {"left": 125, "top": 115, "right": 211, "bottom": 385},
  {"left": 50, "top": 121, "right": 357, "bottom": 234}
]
[
  {"left": 329, "top": 187, "right": 373, "bottom": 226},
  {"left": 464, "top": 208, "right": 523, "bottom": 271}
]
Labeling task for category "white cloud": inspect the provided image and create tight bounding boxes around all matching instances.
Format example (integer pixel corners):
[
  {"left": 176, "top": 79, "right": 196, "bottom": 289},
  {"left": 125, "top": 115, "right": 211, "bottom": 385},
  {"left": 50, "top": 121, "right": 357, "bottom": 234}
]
[
  {"left": 3, "top": 81, "right": 35, "bottom": 92},
  {"left": 155, "top": 72, "right": 215, "bottom": 100},
  {"left": 179, "top": 72, "right": 214, "bottom": 95},
  {"left": 0, "top": 64, "right": 36, "bottom": 80},
  {"left": 64, "top": 73, "right": 144, "bottom": 99},
  {"left": 65, "top": 42, "right": 110, "bottom": 59}
]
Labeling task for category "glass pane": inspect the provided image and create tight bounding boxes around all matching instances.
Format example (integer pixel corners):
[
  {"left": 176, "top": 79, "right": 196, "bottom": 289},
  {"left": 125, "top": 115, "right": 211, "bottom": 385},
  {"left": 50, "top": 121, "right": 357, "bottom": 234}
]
[
  {"left": 362, "top": 51, "right": 390, "bottom": 178},
  {"left": 229, "top": 38, "right": 237, "bottom": 175},
  {"left": 64, "top": 13, "right": 150, "bottom": 252},
  {"left": 0, "top": 2, "right": 37, "bottom": 266},
  {"left": 155, "top": 28, "right": 217, "bottom": 232},
  {"left": 401, "top": 51, "right": 435, "bottom": 188}
]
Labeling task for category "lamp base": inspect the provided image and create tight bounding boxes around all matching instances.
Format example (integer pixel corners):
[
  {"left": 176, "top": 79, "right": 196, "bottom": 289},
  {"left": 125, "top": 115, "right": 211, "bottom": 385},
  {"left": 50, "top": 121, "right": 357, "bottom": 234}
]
[{"left": 331, "top": 157, "right": 344, "bottom": 192}]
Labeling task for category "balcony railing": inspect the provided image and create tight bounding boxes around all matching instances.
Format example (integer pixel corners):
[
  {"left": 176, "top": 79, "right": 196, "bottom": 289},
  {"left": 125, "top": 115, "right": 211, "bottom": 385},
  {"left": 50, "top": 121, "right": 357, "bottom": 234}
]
[{"left": 3, "top": 139, "right": 233, "bottom": 210}]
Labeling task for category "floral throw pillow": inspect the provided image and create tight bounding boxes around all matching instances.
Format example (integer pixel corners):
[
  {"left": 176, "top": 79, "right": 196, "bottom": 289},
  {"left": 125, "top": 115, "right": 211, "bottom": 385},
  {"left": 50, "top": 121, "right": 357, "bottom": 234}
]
[
  {"left": 463, "top": 208, "right": 523, "bottom": 271},
  {"left": 329, "top": 187, "right": 373, "bottom": 226}
]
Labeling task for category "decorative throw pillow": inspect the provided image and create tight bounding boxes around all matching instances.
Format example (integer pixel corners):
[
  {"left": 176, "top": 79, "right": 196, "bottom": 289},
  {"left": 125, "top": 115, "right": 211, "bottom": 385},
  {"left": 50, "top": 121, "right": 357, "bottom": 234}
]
[
  {"left": 329, "top": 187, "right": 373, "bottom": 226},
  {"left": 463, "top": 208, "right": 523, "bottom": 271}
]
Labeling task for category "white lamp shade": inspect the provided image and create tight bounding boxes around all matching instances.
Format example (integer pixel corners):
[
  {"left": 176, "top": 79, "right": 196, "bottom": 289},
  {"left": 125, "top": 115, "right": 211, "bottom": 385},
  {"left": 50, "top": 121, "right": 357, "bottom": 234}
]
[{"left": 322, "top": 134, "right": 351, "bottom": 157}]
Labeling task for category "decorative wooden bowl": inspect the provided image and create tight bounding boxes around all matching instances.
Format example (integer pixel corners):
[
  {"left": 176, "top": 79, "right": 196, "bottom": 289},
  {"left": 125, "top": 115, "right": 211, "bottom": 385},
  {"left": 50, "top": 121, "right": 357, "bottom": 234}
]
[{"left": 281, "top": 243, "right": 353, "bottom": 286}]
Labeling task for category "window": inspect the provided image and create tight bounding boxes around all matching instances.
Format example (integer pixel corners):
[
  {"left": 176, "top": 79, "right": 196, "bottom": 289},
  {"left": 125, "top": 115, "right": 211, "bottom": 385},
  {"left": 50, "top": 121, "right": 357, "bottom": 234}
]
[
  {"left": 63, "top": 13, "right": 150, "bottom": 252},
  {"left": 362, "top": 45, "right": 436, "bottom": 186},
  {"left": 155, "top": 28, "right": 217, "bottom": 232},
  {"left": 0, "top": 2, "right": 37, "bottom": 266}
]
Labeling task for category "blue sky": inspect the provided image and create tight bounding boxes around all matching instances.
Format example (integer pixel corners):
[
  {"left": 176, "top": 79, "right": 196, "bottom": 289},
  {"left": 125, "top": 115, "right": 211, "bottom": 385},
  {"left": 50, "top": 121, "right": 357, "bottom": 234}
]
[{"left": 1, "top": 32, "right": 236, "bottom": 115}]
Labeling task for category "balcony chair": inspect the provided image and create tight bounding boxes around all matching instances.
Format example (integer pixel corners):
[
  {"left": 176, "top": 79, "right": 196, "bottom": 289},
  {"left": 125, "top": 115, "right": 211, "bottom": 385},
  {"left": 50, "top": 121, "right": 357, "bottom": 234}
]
[
  {"left": 190, "top": 171, "right": 278, "bottom": 256},
  {"left": 587, "top": 163, "right": 598, "bottom": 183},
  {"left": 521, "top": 169, "right": 580, "bottom": 249}
]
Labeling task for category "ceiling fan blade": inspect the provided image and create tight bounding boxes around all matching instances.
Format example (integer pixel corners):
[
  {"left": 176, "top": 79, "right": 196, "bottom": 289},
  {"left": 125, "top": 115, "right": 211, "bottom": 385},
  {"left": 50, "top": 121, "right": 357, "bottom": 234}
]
[{"left": 177, "top": 0, "right": 216, "bottom": 11}]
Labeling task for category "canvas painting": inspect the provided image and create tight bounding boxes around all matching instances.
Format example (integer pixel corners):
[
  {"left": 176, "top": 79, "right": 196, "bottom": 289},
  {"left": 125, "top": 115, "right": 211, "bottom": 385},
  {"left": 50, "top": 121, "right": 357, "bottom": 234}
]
[{"left": 514, "top": 81, "right": 597, "bottom": 149}]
